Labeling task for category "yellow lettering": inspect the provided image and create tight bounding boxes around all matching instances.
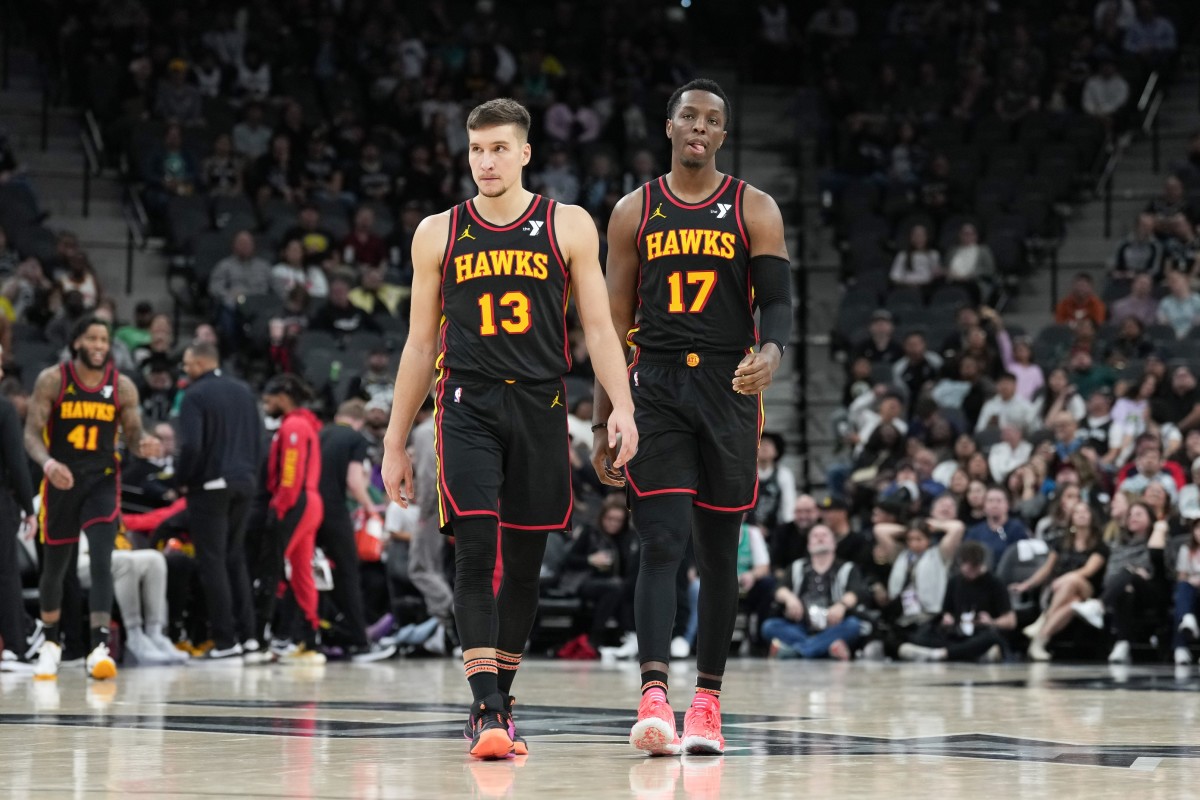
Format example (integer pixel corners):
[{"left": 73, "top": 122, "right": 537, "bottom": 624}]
[
  {"left": 661, "top": 230, "right": 680, "bottom": 257},
  {"left": 455, "top": 253, "right": 475, "bottom": 284},
  {"left": 646, "top": 232, "right": 662, "bottom": 261},
  {"left": 533, "top": 253, "right": 549, "bottom": 280},
  {"left": 702, "top": 229, "right": 722, "bottom": 256},
  {"left": 721, "top": 232, "right": 736, "bottom": 259},
  {"left": 491, "top": 249, "right": 514, "bottom": 276},
  {"left": 514, "top": 251, "right": 533, "bottom": 277},
  {"left": 473, "top": 250, "right": 492, "bottom": 278},
  {"left": 281, "top": 449, "right": 298, "bottom": 488},
  {"left": 679, "top": 229, "right": 704, "bottom": 254}
]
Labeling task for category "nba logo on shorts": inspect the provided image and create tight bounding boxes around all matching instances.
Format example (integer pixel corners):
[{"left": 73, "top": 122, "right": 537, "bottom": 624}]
[
  {"left": 454, "top": 388, "right": 462, "bottom": 403},
  {"left": 633, "top": 372, "right": 639, "bottom": 387}
]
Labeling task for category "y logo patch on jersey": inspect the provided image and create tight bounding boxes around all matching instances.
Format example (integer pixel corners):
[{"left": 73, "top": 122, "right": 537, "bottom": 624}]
[
  {"left": 550, "top": 391, "right": 562, "bottom": 409},
  {"left": 101, "top": 386, "right": 114, "bottom": 399},
  {"left": 453, "top": 387, "right": 463, "bottom": 404},
  {"left": 457, "top": 225, "right": 476, "bottom": 242},
  {"left": 65, "top": 384, "right": 76, "bottom": 396},
  {"left": 524, "top": 220, "right": 544, "bottom": 237},
  {"left": 650, "top": 203, "right": 667, "bottom": 220},
  {"left": 712, "top": 203, "right": 732, "bottom": 219}
]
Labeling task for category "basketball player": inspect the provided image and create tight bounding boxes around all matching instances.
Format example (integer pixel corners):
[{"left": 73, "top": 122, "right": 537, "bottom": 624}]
[
  {"left": 25, "top": 316, "right": 162, "bottom": 680},
  {"left": 381, "top": 98, "right": 638, "bottom": 760},
  {"left": 591, "top": 78, "right": 792, "bottom": 756}
]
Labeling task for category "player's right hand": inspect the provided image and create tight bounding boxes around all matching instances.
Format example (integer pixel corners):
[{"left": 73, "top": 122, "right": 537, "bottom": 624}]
[
  {"left": 45, "top": 460, "right": 74, "bottom": 491},
  {"left": 382, "top": 444, "right": 414, "bottom": 508},
  {"left": 591, "top": 432, "right": 625, "bottom": 487}
]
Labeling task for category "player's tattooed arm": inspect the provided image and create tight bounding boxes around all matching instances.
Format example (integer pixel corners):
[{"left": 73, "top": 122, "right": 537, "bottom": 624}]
[
  {"left": 23, "top": 366, "right": 61, "bottom": 467},
  {"left": 118, "top": 374, "right": 161, "bottom": 458}
]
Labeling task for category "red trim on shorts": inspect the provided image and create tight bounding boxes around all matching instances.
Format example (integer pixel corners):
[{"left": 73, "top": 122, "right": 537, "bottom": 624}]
[
  {"left": 433, "top": 369, "right": 500, "bottom": 522},
  {"left": 658, "top": 174, "right": 732, "bottom": 210},
  {"left": 694, "top": 392, "right": 763, "bottom": 513},
  {"left": 625, "top": 466, "right": 698, "bottom": 499},
  {"left": 465, "top": 195, "right": 540, "bottom": 232}
]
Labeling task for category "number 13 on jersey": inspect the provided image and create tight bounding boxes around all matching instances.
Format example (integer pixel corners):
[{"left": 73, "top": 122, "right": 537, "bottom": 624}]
[
  {"left": 667, "top": 270, "right": 717, "bottom": 314},
  {"left": 478, "top": 291, "right": 532, "bottom": 336}
]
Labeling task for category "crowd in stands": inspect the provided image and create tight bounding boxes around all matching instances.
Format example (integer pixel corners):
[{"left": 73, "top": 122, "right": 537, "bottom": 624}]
[
  {"left": 815, "top": 0, "right": 1200, "bottom": 666},
  {"left": 2, "top": 0, "right": 1199, "bottom": 670}
]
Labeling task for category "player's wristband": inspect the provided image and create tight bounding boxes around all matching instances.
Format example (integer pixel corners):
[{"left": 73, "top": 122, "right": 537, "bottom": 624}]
[{"left": 591, "top": 422, "right": 608, "bottom": 432}]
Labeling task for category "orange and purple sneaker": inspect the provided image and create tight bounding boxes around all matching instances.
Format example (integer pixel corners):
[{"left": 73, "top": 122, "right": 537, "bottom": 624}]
[
  {"left": 463, "top": 695, "right": 528, "bottom": 757},
  {"left": 630, "top": 689, "right": 681, "bottom": 756},
  {"left": 681, "top": 694, "right": 724, "bottom": 755},
  {"left": 465, "top": 695, "right": 515, "bottom": 760}
]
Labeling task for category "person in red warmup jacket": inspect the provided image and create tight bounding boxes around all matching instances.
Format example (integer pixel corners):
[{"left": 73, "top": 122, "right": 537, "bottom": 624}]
[{"left": 262, "top": 374, "right": 325, "bottom": 664}]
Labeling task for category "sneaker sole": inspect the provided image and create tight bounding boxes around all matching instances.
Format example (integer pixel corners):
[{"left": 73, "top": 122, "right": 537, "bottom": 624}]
[
  {"left": 470, "top": 728, "right": 515, "bottom": 760},
  {"left": 89, "top": 660, "right": 117, "bottom": 680},
  {"left": 33, "top": 673, "right": 58, "bottom": 681},
  {"left": 511, "top": 739, "right": 529, "bottom": 757},
  {"left": 630, "top": 718, "right": 680, "bottom": 756},
  {"left": 681, "top": 735, "right": 724, "bottom": 756}
]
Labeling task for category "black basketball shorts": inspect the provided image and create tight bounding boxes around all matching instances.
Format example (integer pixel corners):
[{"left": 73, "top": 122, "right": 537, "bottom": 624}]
[
  {"left": 40, "top": 469, "right": 119, "bottom": 546},
  {"left": 624, "top": 350, "right": 762, "bottom": 513},
  {"left": 433, "top": 369, "right": 573, "bottom": 531}
]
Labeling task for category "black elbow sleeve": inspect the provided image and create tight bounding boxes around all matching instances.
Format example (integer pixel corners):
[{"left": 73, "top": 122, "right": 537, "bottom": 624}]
[{"left": 750, "top": 254, "right": 793, "bottom": 351}]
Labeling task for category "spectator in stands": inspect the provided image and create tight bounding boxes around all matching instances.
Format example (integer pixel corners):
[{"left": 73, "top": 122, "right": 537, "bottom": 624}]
[
  {"left": 192, "top": 49, "right": 224, "bottom": 99},
  {"left": 995, "top": 57, "right": 1040, "bottom": 124},
  {"left": 751, "top": 432, "right": 796, "bottom": 533},
  {"left": 1111, "top": 273, "right": 1161, "bottom": 326},
  {"left": 1157, "top": 269, "right": 1200, "bottom": 338},
  {"left": 544, "top": 85, "right": 601, "bottom": 148},
  {"left": 1055, "top": 272, "right": 1106, "bottom": 327},
  {"left": 807, "top": 0, "right": 858, "bottom": 57},
  {"left": 310, "top": 271, "right": 381, "bottom": 336},
  {"left": 123, "top": 420, "right": 179, "bottom": 506},
  {"left": 1151, "top": 364, "right": 1200, "bottom": 430},
  {"left": 141, "top": 123, "right": 198, "bottom": 217},
  {"left": 58, "top": 251, "right": 101, "bottom": 309},
  {"left": 350, "top": 265, "right": 407, "bottom": 318},
  {"left": 1122, "top": 0, "right": 1177, "bottom": 69},
  {"left": 1118, "top": 443, "right": 1178, "bottom": 501},
  {"left": 932, "top": 355, "right": 988, "bottom": 430},
  {"left": 116, "top": 301, "right": 155, "bottom": 353},
  {"left": 208, "top": 231, "right": 271, "bottom": 346},
  {"left": 1037, "top": 367, "right": 1087, "bottom": 424},
  {"left": 1112, "top": 214, "right": 1165, "bottom": 281},
  {"left": 346, "top": 347, "right": 395, "bottom": 408},
  {"left": 976, "top": 372, "right": 1038, "bottom": 434},
  {"left": 1018, "top": 501, "right": 1109, "bottom": 661},
  {"left": 563, "top": 496, "right": 638, "bottom": 655},
  {"left": 889, "top": 224, "right": 941, "bottom": 289},
  {"left": 251, "top": 134, "right": 301, "bottom": 205},
  {"left": 1145, "top": 176, "right": 1196, "bottom": 242},
  {"left": 765, "top": 524, "right": 866, "bottom": 661},
  {"left": 534, "top": 143, "right": 580, "bottom": 204},
  {"left": 154, "top": 58, "right": 203, "bottom": 125},
  {"left": 1066, "top": 348, "right": 1116, "bottom": 400},
  {"left": 1082, "top": 58, "right": 1130, "bottom": 137},
  {"left": 137, "top": 356, "right": 177, "bottom": 425},
  {"left": 342, "top": 207, "right": 386, "bottom": 269},
  {"left": 989, "top": 424, "right": 1033, "bottom": 484},
  {"left": 300, "top": 133, "right": 345, "bottom": 203},
  {"left": 235, "top": 44, "right": 272, "bottom": 103},
  {"left": 1095, "top": 0, "right": 1137, "bottom": 31},
  {"left": 770, "top": 493, "right": 818, "bottom": 574},
  {"left": 284, "top": 204, "right": 336, "bottom": 268},
  {"left": 892, "top": 330, "right": 943, "bottom": 409},
  {"left": 966, "top": 487, "right": 1029, "bottom": 568},
  {"left": 2, "top": 258, "right": 52, "bottom": 325},
  {"left": 851, "top": 309, "right": 901, "bottom": 366},
  {"left": 232, "top": 102, "right": 272, "bottom": 161},
  {"left": 881, "top": 517, "right": 966, "bottom": 647},
  {"left": 1105, "top": 316, "right": 1155, "bottom": 367},
  {"left": 45, "top": 290, "right": 88, "bottom": 352},
  {"left": 898, "top": 540, "right": 1013, "bottom": 662},
  {"left": 271, "top": 238, "right": 329, "bottom": 300},
  {"left": 992, "top": 317, "right": 1045, "bottom": 403},
  {"left": 944, "top": 223, "right": 995, "bottom": 305},
  {"left": 349, "top": 143, "right": 395, "bottom": 203},
  {"left": 1172, "top": 519, "right": 1200, "bottom": 665},
  {"left": 201, "top": 133, "right": 243, "bottom": 197},
  {"left": 1101, "top": 500, "right": 1169, "bottom": 663}
]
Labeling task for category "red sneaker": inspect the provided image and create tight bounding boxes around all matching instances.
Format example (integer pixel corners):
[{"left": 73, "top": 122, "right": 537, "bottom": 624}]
[
  {"left": 681, "top": 697, "right": 724, "bottom": 755},
  {"left": 629, "top": 691, "right": 681, "bottom": 756}
]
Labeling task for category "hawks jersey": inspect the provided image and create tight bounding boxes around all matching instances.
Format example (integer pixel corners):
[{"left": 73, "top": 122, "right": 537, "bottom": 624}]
[
  {"left": 630, "top": 175, "right": 755, "bottom": 353},
  {"left": 46, "top": 361, "right": 120, "bottom": 473},
  {"left": 438, "top": 194, "right": 570, "bottom": 382}
]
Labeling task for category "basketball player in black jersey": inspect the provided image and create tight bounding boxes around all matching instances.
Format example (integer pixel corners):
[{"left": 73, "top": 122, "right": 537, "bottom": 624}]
[
  {"left": 381, "top": 98, "right": 638, "bottom": 760},
  {"left": 592, "top": 78, "right": 793, "bottom": 756},
  {"left": 24, "top": 316, "right": 160, "bottom": 680}
]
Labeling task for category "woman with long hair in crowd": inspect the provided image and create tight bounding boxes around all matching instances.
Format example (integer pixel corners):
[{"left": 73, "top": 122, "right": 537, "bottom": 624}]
[
  {"left": 1036, "top": 367, "right": 1086, "bottom": 426},
  {"left": 1035, "top": 483, "right": 1083, "bottom": 546},
  {"left": 1101, "top": 500, "right": 1170, "bottom": 664},
  {"left": 1173, "top": 519, "right": 1200, "bottom": 665},
  {"left": 1015, "top": 502, "right": 1109, "bottom": 661}
]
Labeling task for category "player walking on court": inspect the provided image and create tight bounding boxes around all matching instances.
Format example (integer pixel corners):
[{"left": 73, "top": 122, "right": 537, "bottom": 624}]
[
  {"left": 25, "top": 316, "right": 161, "bottom": 680},
  {"left": 591, "top": 78, "right": 793, "bottom": 756},
  {"left": 381, "top": 98, "right": 638, "bottom": 760}
]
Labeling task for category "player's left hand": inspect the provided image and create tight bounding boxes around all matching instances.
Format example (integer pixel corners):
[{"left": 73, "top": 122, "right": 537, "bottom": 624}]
[
  {"left": 733, "top": 344, "right": 782, "bottom": 395},
  {"left": 137, "top": 435, "right": 163, "bottom": 459},
  {"left": 608, "top": 405, "right": 639, "bottom": 471}
]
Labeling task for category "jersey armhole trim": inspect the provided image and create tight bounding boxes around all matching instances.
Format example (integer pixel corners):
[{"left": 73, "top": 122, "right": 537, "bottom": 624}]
[
  {"left": 545, "top": 199, "right": 568, "bottom": 279},
  {"left": 734, "top": 180, "right": 750, "bottom": 249},
  {"left": 635, "top": 184, "right": 651, "bottom": 246},
  {"left": 440, "top": 205, "right": 459, "bottom": 276}
]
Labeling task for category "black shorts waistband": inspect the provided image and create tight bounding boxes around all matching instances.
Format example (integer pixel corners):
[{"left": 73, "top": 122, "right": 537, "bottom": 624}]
[
  {"left": 441, "top": 369, "right": 563, "bottom": 387},
  {"left": 635, "top": 350, "right": 746, "bottom": 369}
]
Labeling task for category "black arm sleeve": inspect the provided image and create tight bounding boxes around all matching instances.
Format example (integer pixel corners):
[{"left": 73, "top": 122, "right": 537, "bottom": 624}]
[{"left": 750, "top": 254, "right": 793, "bottom": 351}]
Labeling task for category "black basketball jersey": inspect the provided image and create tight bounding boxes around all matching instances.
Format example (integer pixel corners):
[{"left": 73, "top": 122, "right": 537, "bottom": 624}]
[
  {"left": 438, "top": 194, "right": 570, "bottom": 381},
  {"left": 631, "top": 175, "right": 754, "bottom": 352},
  {"left": 46, "top": 361, "right": 120, "bottom": 473}
]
